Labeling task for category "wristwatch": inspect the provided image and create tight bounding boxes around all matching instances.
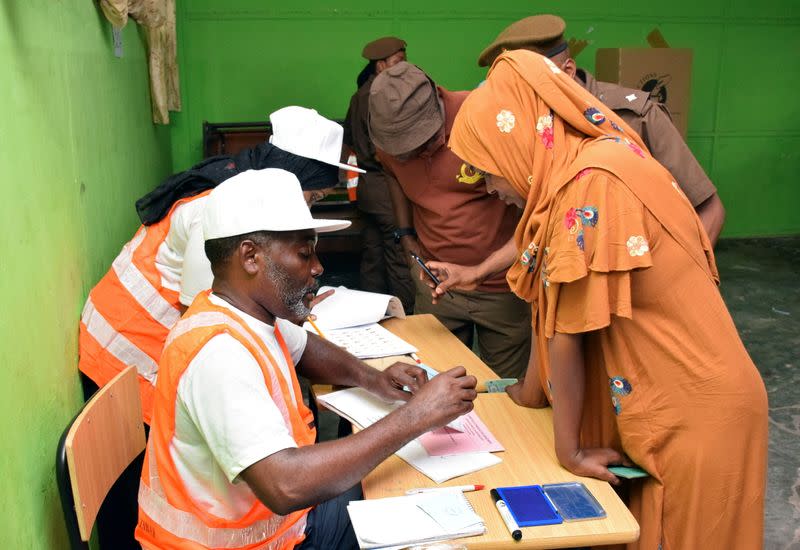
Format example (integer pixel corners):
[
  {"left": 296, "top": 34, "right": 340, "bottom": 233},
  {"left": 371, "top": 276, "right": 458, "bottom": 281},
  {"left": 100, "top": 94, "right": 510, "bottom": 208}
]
[{"left": 392, "top": 227, "right": 417, "bottom": 244}]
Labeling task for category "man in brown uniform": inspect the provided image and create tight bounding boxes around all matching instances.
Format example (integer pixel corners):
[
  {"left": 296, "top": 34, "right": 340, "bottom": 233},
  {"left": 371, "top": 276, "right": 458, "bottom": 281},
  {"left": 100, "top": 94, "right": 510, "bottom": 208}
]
[
  {"left": 368, "top": 61, "right": 531, "bottom": 379},
  {"left": 342, "top": 37, "right": 415, "bottom": 311},
  {"left": 478, "top": 14, "right": 726, "bottom": 245}
]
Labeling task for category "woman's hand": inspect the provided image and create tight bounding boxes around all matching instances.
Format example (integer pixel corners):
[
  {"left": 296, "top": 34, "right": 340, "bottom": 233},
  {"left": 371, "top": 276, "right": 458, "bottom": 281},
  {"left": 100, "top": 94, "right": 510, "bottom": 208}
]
[
  {"left": 424, "top": 261, "right": 482, "bottom": 296},
  {"left": 559, "top": 447, "right": 631, "bottom": 485}
]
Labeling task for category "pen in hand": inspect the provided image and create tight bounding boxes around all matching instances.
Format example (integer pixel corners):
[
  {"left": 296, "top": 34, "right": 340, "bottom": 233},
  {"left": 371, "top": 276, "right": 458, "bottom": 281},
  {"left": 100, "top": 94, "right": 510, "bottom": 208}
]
[{"left": 307, "top": 316, "right": 326, "bottom": 340}]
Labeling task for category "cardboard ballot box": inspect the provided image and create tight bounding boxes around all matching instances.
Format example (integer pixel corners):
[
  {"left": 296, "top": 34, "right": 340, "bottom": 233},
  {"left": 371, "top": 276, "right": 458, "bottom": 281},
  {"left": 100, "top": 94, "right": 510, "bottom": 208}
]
[{"left": 595, "top": 48, "right": 693, "bottom": 137}]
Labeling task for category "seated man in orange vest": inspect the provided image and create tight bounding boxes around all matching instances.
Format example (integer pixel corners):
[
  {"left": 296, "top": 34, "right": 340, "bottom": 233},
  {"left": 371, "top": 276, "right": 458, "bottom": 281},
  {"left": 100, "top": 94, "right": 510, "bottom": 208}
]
[{"left": 135, "top": 168, "right": 478, "bottom": 550}]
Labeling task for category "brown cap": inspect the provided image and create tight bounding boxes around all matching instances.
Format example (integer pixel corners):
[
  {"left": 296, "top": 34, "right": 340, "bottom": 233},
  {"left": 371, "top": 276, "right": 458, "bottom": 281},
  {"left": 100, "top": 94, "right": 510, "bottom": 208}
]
[
  {"left": 368, "top": 62, "right": 443, "bottom": 156},
  {"left": 362, "top": 36, "right": 407, "bottom": 61},
  {"left": 478, "top": 15, "right": 566, "bottom": 67}
]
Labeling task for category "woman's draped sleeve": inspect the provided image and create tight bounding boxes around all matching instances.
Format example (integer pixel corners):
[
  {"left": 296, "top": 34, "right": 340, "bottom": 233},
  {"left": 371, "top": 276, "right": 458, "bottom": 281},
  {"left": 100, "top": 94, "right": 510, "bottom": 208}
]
[{"left": 542, "top": 169, "right": 658, "bottom": 337}]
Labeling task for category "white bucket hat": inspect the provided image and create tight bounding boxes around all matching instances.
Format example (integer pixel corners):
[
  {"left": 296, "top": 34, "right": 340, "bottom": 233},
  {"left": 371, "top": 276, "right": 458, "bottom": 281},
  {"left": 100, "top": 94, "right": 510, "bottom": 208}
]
[
  {"left": 269, "top": 106, "right": 366, "bottom": 174},
  {"left": 203, "top": 169, "right": 351, "bottom": 241}
]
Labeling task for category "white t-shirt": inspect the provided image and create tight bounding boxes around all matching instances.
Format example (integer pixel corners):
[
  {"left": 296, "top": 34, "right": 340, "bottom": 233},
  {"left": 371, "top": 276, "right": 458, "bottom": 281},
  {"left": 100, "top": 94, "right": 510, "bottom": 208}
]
[
  {"left": 170, "top": 293, "right": 308, "bottom": 520},
  {"left": 154, "top": 195, "right": 215, "bottom": 307}
]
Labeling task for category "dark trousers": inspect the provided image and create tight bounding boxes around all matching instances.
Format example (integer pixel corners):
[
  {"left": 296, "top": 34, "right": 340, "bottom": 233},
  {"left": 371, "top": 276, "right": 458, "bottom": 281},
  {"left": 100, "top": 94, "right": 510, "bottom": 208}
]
[
  {"left": 357, "top": 171, "right": 415, "bottom": 313},
  {"left": 297, "top": 484, "right": 363, "bottom": 550},
  {"left": 413, "top": 276, "right": 532, "bottom": 379}
]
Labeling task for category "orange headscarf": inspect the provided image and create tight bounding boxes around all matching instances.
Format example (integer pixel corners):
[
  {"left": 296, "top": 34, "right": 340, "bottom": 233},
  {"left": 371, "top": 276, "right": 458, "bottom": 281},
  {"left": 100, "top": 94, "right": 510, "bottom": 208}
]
[{"left": 450, "top": 50, "right": 651, "bottom": 303}]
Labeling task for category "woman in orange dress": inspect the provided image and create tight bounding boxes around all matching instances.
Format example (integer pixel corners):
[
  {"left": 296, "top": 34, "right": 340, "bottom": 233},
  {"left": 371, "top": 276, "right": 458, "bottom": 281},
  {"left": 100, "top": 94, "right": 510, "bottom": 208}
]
[{"left": 448, "top": 50, "right": 768, "bottom": 549}]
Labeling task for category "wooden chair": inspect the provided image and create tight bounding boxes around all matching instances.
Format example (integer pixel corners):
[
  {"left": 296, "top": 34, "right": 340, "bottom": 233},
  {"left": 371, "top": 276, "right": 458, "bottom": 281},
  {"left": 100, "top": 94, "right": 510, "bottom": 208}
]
[{"left": 56, "top": 366, "right": 146, "bottom": 549}]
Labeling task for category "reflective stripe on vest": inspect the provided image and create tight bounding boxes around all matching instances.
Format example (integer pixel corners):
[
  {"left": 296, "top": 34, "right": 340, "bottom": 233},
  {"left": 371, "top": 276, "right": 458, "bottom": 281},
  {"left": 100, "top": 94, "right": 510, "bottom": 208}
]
[
  {"left": 81, "top": 297, "right": 159, "bottom": 384},
  {"left": 163, "top": 311, "right": 294, "bottom": 430},
  {"left": 138, "top": 299, "right": 312, "bottom": 548},
  {"left": 138, "top": 439, "right": 306, "bottom": 548},
  {"left": 80, "top": 192, "right": 211, "bottom": 425},
  {"left": 111, "top": 227, "right": 182, "bottom": 329}
]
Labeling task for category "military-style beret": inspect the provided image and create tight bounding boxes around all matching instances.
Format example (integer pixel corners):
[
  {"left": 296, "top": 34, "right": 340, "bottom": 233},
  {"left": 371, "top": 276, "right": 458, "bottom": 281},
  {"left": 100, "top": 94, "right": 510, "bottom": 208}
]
[
  {"left": 478, "top": 15, "right": 566, "bottom": 67},
  {"left": 362, "top": 36, "right": 407, "bottom": 61}
]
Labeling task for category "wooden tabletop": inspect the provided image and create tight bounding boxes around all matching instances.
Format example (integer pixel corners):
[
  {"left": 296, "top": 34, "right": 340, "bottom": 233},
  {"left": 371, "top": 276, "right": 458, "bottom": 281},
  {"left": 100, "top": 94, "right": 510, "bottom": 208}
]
[
  {"left": 374, "top": 314, "right": 499, "bottom": 390},
  {"left": 361, "top": 314, "right": 639, "bottom": 549}
]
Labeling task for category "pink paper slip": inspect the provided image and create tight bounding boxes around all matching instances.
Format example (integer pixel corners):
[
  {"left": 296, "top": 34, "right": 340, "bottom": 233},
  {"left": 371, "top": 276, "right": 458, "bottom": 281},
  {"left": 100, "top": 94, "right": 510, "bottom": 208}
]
[{"left": 418, "top": 411, "right": 505, "bottom": 456}]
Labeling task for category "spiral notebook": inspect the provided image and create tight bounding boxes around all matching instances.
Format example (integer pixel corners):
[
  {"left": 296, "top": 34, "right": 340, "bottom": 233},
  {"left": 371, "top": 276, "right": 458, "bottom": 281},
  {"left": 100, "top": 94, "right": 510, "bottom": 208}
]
[{"left": 347, "top": 489, "right": 485, "bottom": 549}]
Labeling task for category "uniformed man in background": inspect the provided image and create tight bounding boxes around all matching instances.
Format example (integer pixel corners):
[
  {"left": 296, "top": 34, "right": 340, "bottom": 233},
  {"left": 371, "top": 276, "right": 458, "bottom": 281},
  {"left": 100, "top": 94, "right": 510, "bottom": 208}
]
[
  {"left": 478, "top": 14, "right": 726, "bottom": 245},
  {"left": 343, "top": 37, "right": 415, "bottom": 311},
  {"left": 368, "top": 61, "right": 531, "bottom": 380}
]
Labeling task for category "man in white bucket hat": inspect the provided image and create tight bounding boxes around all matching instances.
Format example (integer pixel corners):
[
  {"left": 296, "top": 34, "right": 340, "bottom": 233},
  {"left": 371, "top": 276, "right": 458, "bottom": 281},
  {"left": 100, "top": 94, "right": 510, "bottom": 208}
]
[
  {"left": 136, "top": 168, "right": 477, "bottom": 550},
  {"left": 270, "top": 105, "right": 366, "bottom": 175}
]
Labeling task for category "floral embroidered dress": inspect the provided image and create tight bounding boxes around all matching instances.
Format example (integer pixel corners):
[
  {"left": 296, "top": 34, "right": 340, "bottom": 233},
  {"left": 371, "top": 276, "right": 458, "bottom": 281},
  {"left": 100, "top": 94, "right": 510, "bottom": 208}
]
[
  {"left": 541, "top": 159, "right": 768, "bottom": 550},
  {"left": 449, "top": 49, "right": 768, "bottom": 550}
]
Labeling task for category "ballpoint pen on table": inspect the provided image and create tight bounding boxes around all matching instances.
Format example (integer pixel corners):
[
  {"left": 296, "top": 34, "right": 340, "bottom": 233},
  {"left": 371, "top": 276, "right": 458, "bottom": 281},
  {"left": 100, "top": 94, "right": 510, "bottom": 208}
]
[{"left": 405, "top": 484, "right": 484, "bottom": 495}]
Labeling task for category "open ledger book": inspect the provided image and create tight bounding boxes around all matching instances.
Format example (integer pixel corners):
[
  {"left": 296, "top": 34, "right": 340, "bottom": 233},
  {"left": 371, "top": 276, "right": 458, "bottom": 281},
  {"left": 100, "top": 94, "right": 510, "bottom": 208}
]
[
  {"left": 317, "top": 387, "right": 502, "bottom": 483},
  {"left": 348, "top": 489, "right": 485, "bottom": 549},
  {"left": 307, "top": 285, "right": 405, "bottom": 330},
  {"left": 303, "top": 286, "right": 417, "bottom": 359}
]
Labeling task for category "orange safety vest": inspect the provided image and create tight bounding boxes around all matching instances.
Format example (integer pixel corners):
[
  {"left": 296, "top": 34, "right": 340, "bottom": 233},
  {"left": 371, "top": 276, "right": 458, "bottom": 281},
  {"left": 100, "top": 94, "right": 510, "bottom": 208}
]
[
  {"left": 345, "top": 153, "right": 359, "bottom": 202},
  {"left": 136, "top": 292, "right": 317, "bottom": 550},
  {"left": 78, "top": 191, "right": 211, "bottom": 424}
]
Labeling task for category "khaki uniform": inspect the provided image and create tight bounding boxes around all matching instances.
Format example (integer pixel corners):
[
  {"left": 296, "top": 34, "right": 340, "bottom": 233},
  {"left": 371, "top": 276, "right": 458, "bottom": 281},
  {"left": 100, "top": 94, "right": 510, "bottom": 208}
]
[
  {"left": 577, "top": 69, "right": 716, "bottom": 208},
  {"left": 343, "top": 76, "right": 415, "bottom": 311}
]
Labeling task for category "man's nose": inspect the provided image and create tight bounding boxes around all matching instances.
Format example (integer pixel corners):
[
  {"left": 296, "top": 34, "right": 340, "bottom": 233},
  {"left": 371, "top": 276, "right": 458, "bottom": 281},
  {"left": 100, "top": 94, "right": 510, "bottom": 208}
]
[{"left": 310, "top": 255, "right": 324, "bottom": 278}]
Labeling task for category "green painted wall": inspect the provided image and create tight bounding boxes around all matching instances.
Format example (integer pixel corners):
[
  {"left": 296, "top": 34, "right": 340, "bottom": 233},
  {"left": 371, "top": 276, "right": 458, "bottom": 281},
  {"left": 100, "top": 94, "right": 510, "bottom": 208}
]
[
  {"left": 171, "top": 0, "right": 800, "bottom": 237},
  {"left": 0, "top": 1, "right": 796, "bottom": 546},
  {"left": 0, "top": 2, "right": 172, "bottom": 547}
]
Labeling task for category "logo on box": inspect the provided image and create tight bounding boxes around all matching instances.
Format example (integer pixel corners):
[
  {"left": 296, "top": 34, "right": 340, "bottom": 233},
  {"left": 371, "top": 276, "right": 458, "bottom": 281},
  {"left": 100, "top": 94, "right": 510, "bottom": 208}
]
[{"left": 636, "top": 73, "right": 673, "bottom": 104}]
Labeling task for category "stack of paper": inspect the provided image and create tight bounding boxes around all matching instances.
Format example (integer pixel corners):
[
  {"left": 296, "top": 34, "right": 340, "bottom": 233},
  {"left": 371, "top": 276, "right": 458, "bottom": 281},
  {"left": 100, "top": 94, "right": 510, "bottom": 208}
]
[
  {"left": 303, "top": 286, "right": 417, "bottom": 359},
  {"left": 348, "top": 490, "right": 485, "bottom": 549},
  {"left": 317, "top": 387, "right": 502, "bottom": 483}
]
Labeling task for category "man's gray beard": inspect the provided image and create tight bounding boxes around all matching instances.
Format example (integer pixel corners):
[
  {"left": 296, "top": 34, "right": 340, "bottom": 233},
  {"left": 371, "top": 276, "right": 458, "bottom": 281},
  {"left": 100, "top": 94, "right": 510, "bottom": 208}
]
[{"left": 267, "top": 261, "right": 316, "bottom": 320}]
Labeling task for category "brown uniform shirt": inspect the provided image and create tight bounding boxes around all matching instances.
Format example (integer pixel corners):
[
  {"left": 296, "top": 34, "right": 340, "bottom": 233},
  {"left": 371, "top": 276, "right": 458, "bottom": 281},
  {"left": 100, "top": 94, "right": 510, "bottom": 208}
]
[
  {"left": 342, "top": 74, "right": 382, "bottom": 173},
  {"left": 577, "top": 69, "right": 716, "bottom": 207},
  {"left": 376, "top": 88, "right": 521, "bottom": 293}
]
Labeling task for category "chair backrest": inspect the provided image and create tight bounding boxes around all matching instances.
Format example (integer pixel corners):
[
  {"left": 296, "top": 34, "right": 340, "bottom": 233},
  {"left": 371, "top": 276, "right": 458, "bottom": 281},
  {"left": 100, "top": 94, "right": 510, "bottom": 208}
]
[{"left": 61, "top": 366, "right": 146, "bottom": 542}]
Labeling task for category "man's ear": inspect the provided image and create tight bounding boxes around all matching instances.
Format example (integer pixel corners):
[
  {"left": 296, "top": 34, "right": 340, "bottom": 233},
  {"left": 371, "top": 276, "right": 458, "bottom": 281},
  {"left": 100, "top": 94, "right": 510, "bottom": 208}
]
[
  {"left": 375, "top": 59, "right": 387, "bottom": 73},
  {"left": 561, "top": 57, "right": 577, "bottom": 78},
  {"left": 238, "top": 240, "right": 261, "bottom": 276}
]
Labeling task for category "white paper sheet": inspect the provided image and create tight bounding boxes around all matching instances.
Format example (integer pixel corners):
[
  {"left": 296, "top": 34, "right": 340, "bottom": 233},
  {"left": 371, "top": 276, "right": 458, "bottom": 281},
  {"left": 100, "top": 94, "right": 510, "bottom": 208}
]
[
  {"left": 306, "top": 286, "right": 405, "bottom": 331},
  {"left": 323, "top": 323, "right": 417, "bottom": 359}
]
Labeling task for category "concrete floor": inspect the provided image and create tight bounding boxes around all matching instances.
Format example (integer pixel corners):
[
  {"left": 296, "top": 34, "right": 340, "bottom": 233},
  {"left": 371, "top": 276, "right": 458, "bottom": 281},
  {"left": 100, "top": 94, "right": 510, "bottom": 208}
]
[
  {"left": 715, "top": 237, "right": 800, "bottom": 550},
  {"left": 313, "top": 236, "right": 800, "bottom": 548}
]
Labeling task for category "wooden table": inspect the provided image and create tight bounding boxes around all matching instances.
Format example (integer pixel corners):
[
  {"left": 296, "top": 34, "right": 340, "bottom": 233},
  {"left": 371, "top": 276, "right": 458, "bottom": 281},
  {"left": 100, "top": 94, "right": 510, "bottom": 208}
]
[
  {"left": 362, "top": 314, "right": 639, "bottom": 549},
  {"left": 370, "top": 315, "right": 499, "bottom": 389}
]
